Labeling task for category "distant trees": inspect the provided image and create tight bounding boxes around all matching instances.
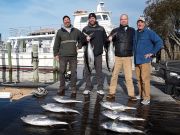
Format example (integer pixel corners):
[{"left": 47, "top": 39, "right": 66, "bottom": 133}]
[{"left": 144, "top": 0, "right": 180, "bottom": 60}]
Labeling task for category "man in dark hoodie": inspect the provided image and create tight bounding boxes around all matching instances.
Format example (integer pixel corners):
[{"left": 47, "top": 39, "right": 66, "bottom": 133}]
[
  {"left": 53, "top": 15, "right": 82, "bottom": 95},
  {"left": 82, "top": 13, "right": 108, "bottom": 95}
]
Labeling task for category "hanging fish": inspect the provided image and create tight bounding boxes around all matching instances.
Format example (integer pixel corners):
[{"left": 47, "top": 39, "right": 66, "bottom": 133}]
[
  {"left": 83, "top": 32, "right": 94, "bottom": 73},
  {"left": 106, "top": 32, "right": 117, "bottom": 72}
]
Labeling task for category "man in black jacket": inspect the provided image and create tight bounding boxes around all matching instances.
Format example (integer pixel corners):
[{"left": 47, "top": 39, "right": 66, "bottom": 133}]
[
  {"left": 53, "top": 15, "right": 82, "bottom": 95},
  {"left": 82, "top": 13, "right": 108, "bottom": 95},
  {"left": 107, "top": 14, "right": 136, "bottom": 100}
]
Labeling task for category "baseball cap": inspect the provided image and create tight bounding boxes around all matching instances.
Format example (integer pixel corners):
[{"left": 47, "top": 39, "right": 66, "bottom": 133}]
[
  {"left": 63, "top": 15, "right": 70, "bottom": 21},
  {"left": 137, "top": 16, "right": 145, "bottom": 22},
  {"left": 88, "top": 13, "right": 96, "bottom": 19}
]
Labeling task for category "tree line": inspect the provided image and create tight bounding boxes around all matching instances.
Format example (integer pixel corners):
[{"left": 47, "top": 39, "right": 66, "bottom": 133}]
[{"left": 144, "top": 0, "right": 180, "bottom": 60}]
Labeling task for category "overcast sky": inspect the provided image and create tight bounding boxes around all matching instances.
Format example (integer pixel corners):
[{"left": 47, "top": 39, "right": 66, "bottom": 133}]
[{"left": 0, "top": 0, "right": 147, "bottom": 40}]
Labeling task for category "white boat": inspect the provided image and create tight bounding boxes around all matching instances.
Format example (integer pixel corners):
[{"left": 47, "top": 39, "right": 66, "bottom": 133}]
[{"left": 0, "top": 1, "right": 113, "bottom": 70}]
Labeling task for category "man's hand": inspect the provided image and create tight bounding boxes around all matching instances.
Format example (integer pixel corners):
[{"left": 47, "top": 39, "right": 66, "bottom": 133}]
[
  {"left": 144, "top": 53, "right": 153, "bottom": 59},
  {"left": 108, "top": 36, "right": 113, "bottom": 42},
  {"left": 86, "top": 36, "right": 91, "bottom": 42},
  {"left": 54, "top": 55, "right": 59, "bottom": 61}
]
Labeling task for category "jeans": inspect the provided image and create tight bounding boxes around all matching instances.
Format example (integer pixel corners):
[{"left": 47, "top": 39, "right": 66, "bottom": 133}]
[
  {"left": 84, "top": 54, "right": 103, "bottom": 90},
  {"left": 59, "top": 56, "right": 77, "bottom": 91}
]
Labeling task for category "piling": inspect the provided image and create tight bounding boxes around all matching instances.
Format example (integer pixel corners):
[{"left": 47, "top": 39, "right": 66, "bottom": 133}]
[
  {"left": 32, "top": 41, "right": 39, "bottom": 83},
  {"left": 7, "top": 41, "right": 12, "bottom": 71}
]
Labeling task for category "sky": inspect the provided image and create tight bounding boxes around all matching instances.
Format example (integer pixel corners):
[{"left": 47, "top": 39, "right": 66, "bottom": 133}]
[{"left": 0, "top": 0, "right": 147, "bottom": 40}]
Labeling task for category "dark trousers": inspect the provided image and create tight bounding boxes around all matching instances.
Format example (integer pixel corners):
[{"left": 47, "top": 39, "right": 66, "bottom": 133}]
[
  {"left": 59, "top": 56, "right": 77, "bottom": 91},
  {"left": 84, "top": 54, "right": 103, "bottom": 90}
]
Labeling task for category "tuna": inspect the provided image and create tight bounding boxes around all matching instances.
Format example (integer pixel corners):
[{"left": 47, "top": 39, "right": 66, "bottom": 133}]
[
  {"left": 41, "top": 103, "right": 80, "bottom": 114},
  {"left": 53, "top": 96, "right": 82, "bottom": 103},
  {"left": 102, "top": 110, "right": 145, "bottom": 121},
  {"left": 21, "top": 114, "right": 68, "bottom": 126},
  {"left": 83, "top": 32, "right": 94, "bottom": 72},
  {"left": 101, "top": 121, "right": 143, "bottom": 133},
  {"left": 106, "top": 41, "right": 115, "bottom": 72},
  {"left": 100, "top": 101, "right": 136, "bottom": 111}
]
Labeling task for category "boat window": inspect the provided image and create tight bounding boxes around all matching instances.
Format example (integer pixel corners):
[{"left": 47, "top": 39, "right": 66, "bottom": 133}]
[
  {"left": 96, "top": 15, "right": 102, "bottom": 21},
  {"left": 80, "top": 17, "right": 88, "bottom": 23},
  {"left": 102, "top": 15, "right": 109, "bottom": 20}
]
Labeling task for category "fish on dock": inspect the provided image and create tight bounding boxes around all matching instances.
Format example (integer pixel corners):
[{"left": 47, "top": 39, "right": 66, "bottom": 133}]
[
  {"left": 21, "top": 114, "right": 68, "bottom": 126},
  {"left": 101, "top": 121, "right": 143, "bottom": 133},
  {"left": 100, "top": 101, "right": 136, "bottom": 111},
  {"left": 53, "top": 96, "right": 82, "bottom": 103},
  {"left": 102, "top": 110, "right": 145, "bottom": 121},
  {"left": 41, "top": 103, "right": 80, "bottom": 114}
]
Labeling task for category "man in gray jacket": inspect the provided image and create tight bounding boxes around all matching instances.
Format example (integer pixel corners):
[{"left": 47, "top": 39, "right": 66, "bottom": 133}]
[{"left": 53, "top": 15, "right": 82, "bottom": 95}]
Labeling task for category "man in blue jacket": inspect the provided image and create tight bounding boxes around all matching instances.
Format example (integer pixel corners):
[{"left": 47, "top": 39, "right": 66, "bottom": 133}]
[{"left": 134, "top": 16, "right": 163, "bottom": 105}]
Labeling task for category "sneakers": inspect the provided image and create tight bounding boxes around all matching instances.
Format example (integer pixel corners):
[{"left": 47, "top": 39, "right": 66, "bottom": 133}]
[
  {"left": 71, "top": 87, "right": 77, "bottom": 94},
  {"left": 129, "top": 96, "right": 137, "bottom": 101},
  {"left": 97, "top": 90, "right": 105, "bottom": 95},
  {"left": 141, "top": 99, "right": 150, "bottom": 105},
  {"left": 106, "top": 94, "right": 115, "bottom": 99},
  {"left": 135, "top": 95, "right": 142, "bottom": 100},
  {"left": 83, "top": 90, "right": 91, "bottom": 95},
  {"left": 57, "top": 89, "right": 65, "bottom": 96}
]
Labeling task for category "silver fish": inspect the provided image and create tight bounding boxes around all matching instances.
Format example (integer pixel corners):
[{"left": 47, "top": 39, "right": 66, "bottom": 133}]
[
  {"left": 41, "top": 103, "right": 80, "bottom": 114},
  {"left": 87, "top": 41, "right": 94, "bottom": 72},
  {"left": 102, "top": 110, "right": 145, "bottom": 121},
  {"left": 106, "top": 41, "right": 115, "bottom": 72},
  {"left": 21, "top": 114, "right": 68, "bottom": 126},
  {"left": 100, "top": 101, "right": 136, "bottom": 111},
  {"left": 101, "top": 121, "right": 143, "bottom": 133},
  {"left": 83, "top": 32, "right": 94, "bottom": 72},
  {"left": 53, "top": 96, "right": 82, "bottom": 103}
]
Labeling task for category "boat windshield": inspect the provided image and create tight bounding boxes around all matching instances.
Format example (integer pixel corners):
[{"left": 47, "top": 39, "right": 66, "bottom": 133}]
[
  {"left": 102, "top": 14, "right": 109, "bottom": 20},
  {"left": 80, "top": 15, "right": 103, "bottom": 23}
]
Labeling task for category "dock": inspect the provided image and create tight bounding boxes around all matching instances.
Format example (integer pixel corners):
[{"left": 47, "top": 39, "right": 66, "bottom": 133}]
[{"left": 0, "top": 65, "right": 180, "bottom": 135}]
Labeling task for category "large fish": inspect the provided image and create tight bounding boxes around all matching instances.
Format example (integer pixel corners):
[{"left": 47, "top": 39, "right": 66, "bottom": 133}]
[
  {"left": 102, "top": 110, "right": 145, "bottom": 121},
  {"left": 21, "top": 114, "right": 68, "bottom": 126},
  {"left": 106, "top": 32, "right": 117, "bottom": 72},
  {"left": 100, "top": 101, "right": 136, "bottom": 111},
  {"left": 106, "top": 41, "right": 115, "bottom": 72},
  {"left": 83, "top": 32, "right": 94, "bottom": 72},
  {"left": 41, "top": 103, "right": 80, "bottom": 114},
  {"left": 101, "top": 121, "right": 143, "bottom": 133},
  {"left": 53, "top": 96, "right": 82, "bottom": 103}
]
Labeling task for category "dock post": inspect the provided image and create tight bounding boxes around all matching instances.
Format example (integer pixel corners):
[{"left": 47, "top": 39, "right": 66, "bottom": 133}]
[
  {"left": 53, "top": 58, "right": 57, "bottom": 71},
  {"left": 7, "top": 41, "right": 12, "bottom": 71},
  {"left": 53, "top": 58, "right": 59, "bottom": 82},
  {"left": 32, "top": 41, "right": 39, "bottom": 83}
]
